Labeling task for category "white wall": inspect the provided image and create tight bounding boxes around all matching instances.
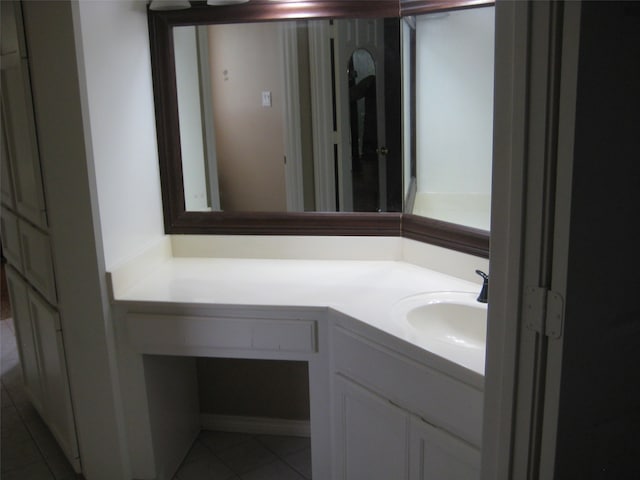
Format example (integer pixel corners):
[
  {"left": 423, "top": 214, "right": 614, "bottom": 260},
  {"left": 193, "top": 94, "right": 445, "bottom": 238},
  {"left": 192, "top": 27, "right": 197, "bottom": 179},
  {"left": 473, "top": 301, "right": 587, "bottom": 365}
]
[
  {"left": 75, "top": 0, "right": 165, "bottom": 269},
  {"left": 415, "top": 7, "right": 494, "bottom": 195},
  {"left": 208, "top": 23, "right": 287, "bottom": 212},
  {"left": 71, "top": 1, "right": 168, "bottom": 477}
]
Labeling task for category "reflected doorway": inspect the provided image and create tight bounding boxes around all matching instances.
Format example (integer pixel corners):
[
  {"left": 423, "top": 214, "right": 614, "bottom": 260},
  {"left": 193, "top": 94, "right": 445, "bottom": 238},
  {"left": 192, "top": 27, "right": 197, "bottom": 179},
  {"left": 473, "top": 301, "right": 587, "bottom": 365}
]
[
  {"left": 348, "top": 49, "right": 380, "bottom": 212},
  {"left": 334, "top": 18, "right": 402, "bottom": 213}
]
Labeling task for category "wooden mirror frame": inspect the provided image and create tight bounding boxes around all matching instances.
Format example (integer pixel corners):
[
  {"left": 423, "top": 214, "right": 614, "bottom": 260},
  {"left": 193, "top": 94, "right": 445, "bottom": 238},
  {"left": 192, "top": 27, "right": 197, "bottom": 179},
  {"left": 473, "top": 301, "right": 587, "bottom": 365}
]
[{"left": 148, "top": 0, "right": 491, "bottom": 258}]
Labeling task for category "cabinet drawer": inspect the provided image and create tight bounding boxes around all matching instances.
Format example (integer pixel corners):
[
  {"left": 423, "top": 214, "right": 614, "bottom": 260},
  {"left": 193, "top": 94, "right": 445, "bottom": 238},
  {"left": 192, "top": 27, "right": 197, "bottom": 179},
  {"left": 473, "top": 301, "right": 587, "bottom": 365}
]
[
  {"left": 18, "top": 219, "right": 56, "bottom": 304},
  {"left": 126, "top": 313, "right": 317, "bottom": 356},
  {"left": 332, "top": 326, "right": 483, "bottom": 447}
]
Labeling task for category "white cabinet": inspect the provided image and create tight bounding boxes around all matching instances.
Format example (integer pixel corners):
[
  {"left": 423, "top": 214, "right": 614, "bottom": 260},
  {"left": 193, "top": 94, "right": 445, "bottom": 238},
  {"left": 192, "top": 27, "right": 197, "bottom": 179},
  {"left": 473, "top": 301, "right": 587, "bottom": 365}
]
[
  {"left": 4, "top": 265, "right": 80, "bottom": 470},
  {"left": 331, "top": 323, "right": 482, "bottom": 480},
  {"left": 333, "top": 374, "right": 480, "bottom": 480},
  {"left": 0, "top": 1, "right": 79, "bottom": 474}
]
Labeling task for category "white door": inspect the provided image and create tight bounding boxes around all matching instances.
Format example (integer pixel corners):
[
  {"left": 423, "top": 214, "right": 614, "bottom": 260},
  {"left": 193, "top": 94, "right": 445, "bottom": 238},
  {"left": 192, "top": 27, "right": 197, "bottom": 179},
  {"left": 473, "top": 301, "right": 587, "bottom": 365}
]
[{"left": 334, "top": 18, "right": 386, "bottom": 212}]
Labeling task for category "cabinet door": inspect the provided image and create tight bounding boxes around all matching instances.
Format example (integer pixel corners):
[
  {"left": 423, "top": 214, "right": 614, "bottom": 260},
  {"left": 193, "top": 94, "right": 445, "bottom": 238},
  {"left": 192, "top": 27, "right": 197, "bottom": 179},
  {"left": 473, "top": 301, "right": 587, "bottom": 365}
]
[
  {"left": 0, "top": 53, "right": 47, "bottom": 228},
  {"left": 1, "top": 107, "right": 16, "bottom": 207},
  {"left": 409, "top": 416, "right": 480, "bottom": 480},
  {"left": 1, "top": 207, "right": 22, "bottom": 271},
  {"left": 28, "top": 289, "right": 80, "bottom": 467},
  {"left": 333, "top": 374, "right": 410, "bottom": 480},
  {"left": 19, "top": 219, "right": 56, "bottom": 304},
  {"left": 4, "top": 266, "right": 44, "bottom": 415},
  {"left": 0, "top": 0, "right": 27, "bottom": 58}
]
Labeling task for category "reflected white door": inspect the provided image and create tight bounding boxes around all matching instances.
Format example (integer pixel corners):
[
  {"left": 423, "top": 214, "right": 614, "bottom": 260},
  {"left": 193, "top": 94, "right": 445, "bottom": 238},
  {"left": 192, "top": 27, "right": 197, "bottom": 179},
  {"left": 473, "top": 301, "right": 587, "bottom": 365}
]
[{"left": 334, "top": 18, "right": 386, "bottom": 212}]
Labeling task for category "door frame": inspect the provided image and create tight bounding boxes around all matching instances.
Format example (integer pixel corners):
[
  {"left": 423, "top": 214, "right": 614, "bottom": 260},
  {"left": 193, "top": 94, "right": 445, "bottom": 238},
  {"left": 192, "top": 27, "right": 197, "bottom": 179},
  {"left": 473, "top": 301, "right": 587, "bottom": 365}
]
[
  {"left": 196, "top": 25, "right": 221, "bottom": 211},
  {"left": 280, "top": 22, "right": 306, "bottom": 212},
  {"left": 482, "top": 1, "right": 582, "bottom": 478}
]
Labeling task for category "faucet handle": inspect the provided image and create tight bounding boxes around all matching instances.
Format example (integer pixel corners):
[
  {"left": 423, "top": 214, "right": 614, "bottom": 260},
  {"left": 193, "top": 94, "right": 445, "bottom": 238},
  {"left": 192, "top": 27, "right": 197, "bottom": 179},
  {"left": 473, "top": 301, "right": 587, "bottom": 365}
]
[
  {"left": 475, "top": 269, "right": 489, "bottom": 281},
  {"left": 475, "top": 270, "right": 488, "bottom": 303}
]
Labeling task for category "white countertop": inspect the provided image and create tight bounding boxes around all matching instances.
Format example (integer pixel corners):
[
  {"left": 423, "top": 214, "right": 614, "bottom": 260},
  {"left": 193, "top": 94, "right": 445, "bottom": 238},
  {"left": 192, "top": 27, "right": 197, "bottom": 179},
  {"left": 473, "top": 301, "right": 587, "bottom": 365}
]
[{"left": 109, "top": 236, "right": 488, "bottom": 375}]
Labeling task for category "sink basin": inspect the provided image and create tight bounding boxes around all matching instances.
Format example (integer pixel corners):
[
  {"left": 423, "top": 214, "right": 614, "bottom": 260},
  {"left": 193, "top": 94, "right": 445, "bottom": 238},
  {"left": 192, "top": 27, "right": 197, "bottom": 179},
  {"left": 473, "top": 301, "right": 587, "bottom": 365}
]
[{"left": 392, "top": 292, "right": 487, "bottom": 349}]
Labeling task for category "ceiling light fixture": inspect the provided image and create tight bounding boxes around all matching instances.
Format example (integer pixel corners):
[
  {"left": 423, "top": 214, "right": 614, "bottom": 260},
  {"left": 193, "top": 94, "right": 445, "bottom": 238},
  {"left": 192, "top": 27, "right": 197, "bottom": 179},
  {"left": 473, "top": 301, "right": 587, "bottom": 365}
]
[
  {"left": 149, "top": 0, "right": 191, "bottom": 10},
  {"left": 206, "top": 0, "right": 250, "bottom": 5}
]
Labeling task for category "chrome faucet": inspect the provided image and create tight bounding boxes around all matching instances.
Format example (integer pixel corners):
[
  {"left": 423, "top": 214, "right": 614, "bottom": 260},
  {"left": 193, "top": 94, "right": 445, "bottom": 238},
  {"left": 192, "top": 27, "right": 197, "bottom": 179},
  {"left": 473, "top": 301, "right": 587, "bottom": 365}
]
[{"left": 475, "top": 270, "right": 488, "bottom": 303}]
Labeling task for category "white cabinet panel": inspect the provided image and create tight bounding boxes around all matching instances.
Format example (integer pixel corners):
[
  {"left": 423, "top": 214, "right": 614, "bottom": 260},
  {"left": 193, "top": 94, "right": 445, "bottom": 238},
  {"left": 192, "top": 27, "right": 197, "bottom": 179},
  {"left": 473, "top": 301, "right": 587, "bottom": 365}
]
[
  {"left": 28, "top": 289, "right": 79, "bottom": 466},
  {"left": 1, "top": 207, "right": 22, "bottom": 271},
  {"left": 18, "top": 219, "right": 56, "bottom": 304},
  {"left": 332, "top": 326, "right": 483, "bottom": 446},
  {"left": 4, "top": 266, "right": 44, "bottom": 415},
  {"left": 409, "top": 416, "right": 480, "bottom": 480},
  {"left": 331, "top": 324, "right": 483, "bottom": 479},
  {"left": 126, "top": 313, "right": 317, "bottom": 356},
  {"left": 4, "top": 267, "right": 79, "bottom": 470},
  {"left": 0, "top": 0, "right": 27, "bottom": 58},
  {"left": 0, "top": 54, "right": 47, "bottom": 228},
  {"left": 1, "top": 110, "right": 15, "bottom": 207},
  {"left": 333, "top": 374, "right": 410, "bottom": 480}
]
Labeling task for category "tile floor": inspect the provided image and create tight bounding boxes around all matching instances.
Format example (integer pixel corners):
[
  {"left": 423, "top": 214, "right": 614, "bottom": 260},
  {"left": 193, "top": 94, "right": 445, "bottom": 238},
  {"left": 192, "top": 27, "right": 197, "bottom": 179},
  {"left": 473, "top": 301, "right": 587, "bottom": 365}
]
[
  {"left": 173, "top": 430, "right": 312, "bottom": 480},
  {"left": 1, "top": 315, "right": 312, "bottom": 480}
]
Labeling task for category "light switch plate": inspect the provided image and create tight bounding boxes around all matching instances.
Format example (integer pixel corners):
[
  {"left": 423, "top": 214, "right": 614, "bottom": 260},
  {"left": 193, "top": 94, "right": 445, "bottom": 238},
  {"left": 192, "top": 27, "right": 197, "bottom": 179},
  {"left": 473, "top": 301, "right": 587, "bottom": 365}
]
[{"left": 261, "top": 90, "right": 272, "bottom": 107}]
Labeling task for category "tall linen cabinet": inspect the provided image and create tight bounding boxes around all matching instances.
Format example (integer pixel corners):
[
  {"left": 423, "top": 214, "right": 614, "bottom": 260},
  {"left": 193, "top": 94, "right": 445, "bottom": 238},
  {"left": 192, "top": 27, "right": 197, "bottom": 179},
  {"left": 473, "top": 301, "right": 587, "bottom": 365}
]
[{"left": 0, "top": 0, "right": 80, "bottom": 472}]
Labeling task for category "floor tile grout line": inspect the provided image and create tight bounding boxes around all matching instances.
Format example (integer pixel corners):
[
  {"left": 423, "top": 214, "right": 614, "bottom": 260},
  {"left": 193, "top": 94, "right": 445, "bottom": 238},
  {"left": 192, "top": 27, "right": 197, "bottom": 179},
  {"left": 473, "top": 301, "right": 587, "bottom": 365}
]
[
  {"left": 194, "top": 431, "right": 310, "bottom": 479},
  {"left": 208, "top": 437, "right": 282, "bottom": 477},
  {"left": 0, "top": 404, "right": 55, "bottom": 478},
  {"left": 253, "top": 434, "right": 310, "bottom": 459},
  {"left": 252, "top": 436, "right": 312, "bottom": 479}
]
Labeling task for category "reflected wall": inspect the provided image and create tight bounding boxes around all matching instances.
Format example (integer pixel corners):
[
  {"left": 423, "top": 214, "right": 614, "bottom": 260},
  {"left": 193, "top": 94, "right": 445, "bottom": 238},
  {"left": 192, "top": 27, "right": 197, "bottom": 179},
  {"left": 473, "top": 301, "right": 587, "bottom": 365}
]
[{"left": 413, "top": 6, "right": 494, "bottom": 231}]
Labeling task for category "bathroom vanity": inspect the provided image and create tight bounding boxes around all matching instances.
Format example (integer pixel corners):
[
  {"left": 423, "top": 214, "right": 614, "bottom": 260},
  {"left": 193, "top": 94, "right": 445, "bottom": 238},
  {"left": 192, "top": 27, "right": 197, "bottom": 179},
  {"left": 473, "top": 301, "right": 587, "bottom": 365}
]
[{"left": 109, "top": 235, "right": 487, "bottom": 479}]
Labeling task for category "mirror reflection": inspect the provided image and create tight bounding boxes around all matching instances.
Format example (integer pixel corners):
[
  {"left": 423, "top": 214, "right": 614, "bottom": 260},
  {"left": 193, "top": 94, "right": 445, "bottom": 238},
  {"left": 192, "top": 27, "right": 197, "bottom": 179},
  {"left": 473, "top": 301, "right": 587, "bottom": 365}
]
[
  {"left": 161, "top": 3, "right": 494, "bottom": 241},
  {"left": 348, "top": 49, "right": 380, "bottom": 211},
  {"left": 174, "top": 19, "right": 403, "bottom": 214},
  {"left": 404, "top": 6, "right": 495, "bottom": 231}
]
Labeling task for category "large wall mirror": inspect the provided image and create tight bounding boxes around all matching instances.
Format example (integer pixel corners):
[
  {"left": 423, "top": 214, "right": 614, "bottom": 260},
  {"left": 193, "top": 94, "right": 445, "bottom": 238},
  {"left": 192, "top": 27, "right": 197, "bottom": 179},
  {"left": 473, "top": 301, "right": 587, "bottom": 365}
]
[
  {"left": 149, "top": 0, "right": 492, "bottom": 257},
  {"left": 174, "top": 18, "right": 402, "bottom": 214}
]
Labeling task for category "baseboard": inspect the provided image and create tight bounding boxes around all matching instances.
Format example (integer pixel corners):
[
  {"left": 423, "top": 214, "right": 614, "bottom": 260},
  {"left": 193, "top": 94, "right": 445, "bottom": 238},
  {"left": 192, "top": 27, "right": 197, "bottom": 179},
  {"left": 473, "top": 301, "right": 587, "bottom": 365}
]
[{"left": 200, "top": 414, "right": 310, "bottom": 437}]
